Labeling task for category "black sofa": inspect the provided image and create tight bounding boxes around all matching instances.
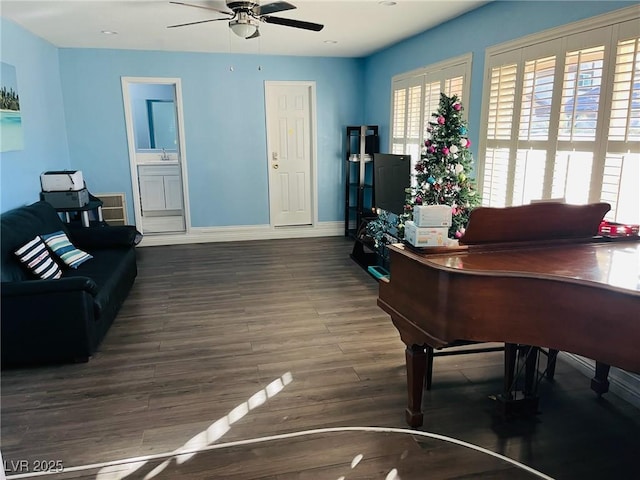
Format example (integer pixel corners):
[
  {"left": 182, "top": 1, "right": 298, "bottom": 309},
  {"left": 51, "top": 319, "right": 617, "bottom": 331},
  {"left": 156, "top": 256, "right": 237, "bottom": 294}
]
[{"left": 1, "top": 201, "right": 139, "bottom": 367}]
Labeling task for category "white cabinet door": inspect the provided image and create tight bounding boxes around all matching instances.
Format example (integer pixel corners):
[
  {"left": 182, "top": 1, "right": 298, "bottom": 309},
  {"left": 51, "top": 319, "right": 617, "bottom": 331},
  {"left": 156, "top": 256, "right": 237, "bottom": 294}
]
[
  {"left": 139, "top": 175, "right": 166, "bottom": 211},
  {"left": 163, "top": 175, "right": 183, "bottom": 210}
]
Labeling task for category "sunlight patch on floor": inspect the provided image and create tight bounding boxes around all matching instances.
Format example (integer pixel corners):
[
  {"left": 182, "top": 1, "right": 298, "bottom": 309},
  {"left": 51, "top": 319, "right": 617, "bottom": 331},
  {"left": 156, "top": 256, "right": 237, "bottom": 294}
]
[{"left": 93, "top": 372, "right": 294, "bottom": 480}]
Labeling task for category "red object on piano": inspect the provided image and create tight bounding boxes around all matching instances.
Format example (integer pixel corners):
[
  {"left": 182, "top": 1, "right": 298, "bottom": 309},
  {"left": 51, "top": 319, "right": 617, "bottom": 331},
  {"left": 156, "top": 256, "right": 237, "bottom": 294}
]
[{"left": 599, "top": 220, "right": 639, "bottom": 237}]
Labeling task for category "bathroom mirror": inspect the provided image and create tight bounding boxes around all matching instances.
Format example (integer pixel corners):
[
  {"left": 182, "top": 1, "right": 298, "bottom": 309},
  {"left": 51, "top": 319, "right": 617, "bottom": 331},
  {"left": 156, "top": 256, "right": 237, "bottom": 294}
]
[
  {"left": 129, "top": 83, "right": 178, "bottom": 152},
  {"left": 148, "top": 100, "right": 176, "bottom": 150}
]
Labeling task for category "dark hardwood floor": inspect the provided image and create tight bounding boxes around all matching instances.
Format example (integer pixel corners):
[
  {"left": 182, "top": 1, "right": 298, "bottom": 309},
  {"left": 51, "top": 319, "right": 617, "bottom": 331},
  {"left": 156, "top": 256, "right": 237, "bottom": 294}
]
[{"left": 1, "top": 236, "right": 639, "bottom": 479}]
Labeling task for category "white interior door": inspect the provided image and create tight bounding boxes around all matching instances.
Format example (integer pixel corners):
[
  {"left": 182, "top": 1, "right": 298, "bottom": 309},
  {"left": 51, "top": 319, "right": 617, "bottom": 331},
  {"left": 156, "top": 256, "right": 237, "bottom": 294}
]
[{"left": 265, "top": 82, "right": 315, "bottom": 227}]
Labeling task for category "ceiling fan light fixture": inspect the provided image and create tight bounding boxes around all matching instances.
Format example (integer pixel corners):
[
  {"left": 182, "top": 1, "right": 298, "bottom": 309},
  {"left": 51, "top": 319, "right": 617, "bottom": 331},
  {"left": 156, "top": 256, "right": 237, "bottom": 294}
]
[{"left": 229, "top": 12, "right": 259, "bottom": 38}]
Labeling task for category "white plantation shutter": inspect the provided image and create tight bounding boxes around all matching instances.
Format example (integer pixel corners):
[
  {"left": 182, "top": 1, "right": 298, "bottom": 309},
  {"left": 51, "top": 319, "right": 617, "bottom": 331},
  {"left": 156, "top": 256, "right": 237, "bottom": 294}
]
[
  {"left": 405, "top": 84, "right": 423, "bottom": 161},
  {"left": 391, "top": 76, "right": 422, "bottom": 157},
  {"left": 601, "top": 30, "right": 640, "bottom": 222},
  {"left": 423, "top": 81, "right": 441, "bottom": 137},
  {"left": 513, "top": 149, "right": 546, "bottom": 205},
  {"left": 483, "top": 63, "right": 517, "bottom": 207},
  {"left": 390, "top": 54, "right": 472, "bottom": 178},
  {"left": 445, "top": 75, "right": 464, "bottom": 99},
  {"left": 513, "top": 56, "right": 556, "bottom": 205},
  {"left": 392, "top": 88, "right": 406, "bottom": 149},
  {"left": 519, "top": 56, "right": 555, "bottom": 141},
  {"left": 482, "top": 148, "right": 511, "bottom": 207},
  {"left": 608, "top": 37, "right": 640, "bottom": 142},
  {"left": 487, "top": 64, "right": 518, "bottom": 141},
  {"left": 406, "top": 85, "right": 423, "bottom": 140},
  {"left": 479, "top": 13, "right": 640, "bottom": 224},
  {"left": 558, "top": 46, "right": 604, "bottom": 142}
]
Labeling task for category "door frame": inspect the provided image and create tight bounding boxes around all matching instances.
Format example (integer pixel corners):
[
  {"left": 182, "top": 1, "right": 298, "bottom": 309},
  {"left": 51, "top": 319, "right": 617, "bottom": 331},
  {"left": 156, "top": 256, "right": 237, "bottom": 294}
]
[
  {"left": 264, "top": 80, "right": 319, "bottom": 227},
  {"left": 121, "top": 76, "right": 191, "bottom": 233}
]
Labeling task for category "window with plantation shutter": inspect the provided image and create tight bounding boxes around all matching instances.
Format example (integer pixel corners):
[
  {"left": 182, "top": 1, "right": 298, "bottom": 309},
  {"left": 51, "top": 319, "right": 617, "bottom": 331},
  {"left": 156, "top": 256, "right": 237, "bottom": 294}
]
[
  {"left": 390, "top": 54, "right": 472, "bottom": 176},
  {"left": 478, "top": 10, "right": 640, "bottom": 225}
]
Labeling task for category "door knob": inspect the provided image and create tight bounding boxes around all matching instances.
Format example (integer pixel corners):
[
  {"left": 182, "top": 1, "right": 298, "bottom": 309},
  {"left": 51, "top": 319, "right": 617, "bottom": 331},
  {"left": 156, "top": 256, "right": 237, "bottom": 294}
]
[{"left": 273, "top": 164, "right": 279, "bottom": 169}]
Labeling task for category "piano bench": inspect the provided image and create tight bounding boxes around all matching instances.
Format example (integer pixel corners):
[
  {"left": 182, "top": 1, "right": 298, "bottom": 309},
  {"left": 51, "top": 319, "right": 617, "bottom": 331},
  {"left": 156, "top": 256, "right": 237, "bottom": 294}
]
[{"left": 425, "top": 344, "right": 559, "bottom": 390}]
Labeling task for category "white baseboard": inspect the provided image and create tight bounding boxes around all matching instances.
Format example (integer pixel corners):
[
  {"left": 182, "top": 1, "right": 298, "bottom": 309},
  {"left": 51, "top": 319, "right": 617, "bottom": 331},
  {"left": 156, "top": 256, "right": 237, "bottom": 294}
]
[
  {"left": 563, "top": 353, "right": 640, "bottom": 409},
  {"left": 137, "top": 221, "right": 344, "bottom": 247}
]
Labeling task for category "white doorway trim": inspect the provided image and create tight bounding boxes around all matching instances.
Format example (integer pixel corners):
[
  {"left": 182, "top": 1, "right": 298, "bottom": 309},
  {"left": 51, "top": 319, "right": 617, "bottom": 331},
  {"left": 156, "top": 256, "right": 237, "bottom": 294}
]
[
  {"left": 121, "top": 76, "right": 191, "bottom": 234},
  {"left": 264, "top": 80, "right": 318, "bottom": 228}
]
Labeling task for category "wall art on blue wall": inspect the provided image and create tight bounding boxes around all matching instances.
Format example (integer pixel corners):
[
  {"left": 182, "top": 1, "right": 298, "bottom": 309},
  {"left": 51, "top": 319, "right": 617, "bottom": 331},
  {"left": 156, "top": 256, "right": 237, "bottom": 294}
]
[{"left": 1, "top": 62, "right": 24, "bottom": 152}]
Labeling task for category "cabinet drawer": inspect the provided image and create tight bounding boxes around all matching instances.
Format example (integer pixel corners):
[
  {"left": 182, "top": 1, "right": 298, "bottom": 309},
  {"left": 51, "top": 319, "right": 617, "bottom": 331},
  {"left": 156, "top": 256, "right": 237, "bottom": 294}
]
[{"left": 138, "top": 165, "right": 180, "bottom": 176}]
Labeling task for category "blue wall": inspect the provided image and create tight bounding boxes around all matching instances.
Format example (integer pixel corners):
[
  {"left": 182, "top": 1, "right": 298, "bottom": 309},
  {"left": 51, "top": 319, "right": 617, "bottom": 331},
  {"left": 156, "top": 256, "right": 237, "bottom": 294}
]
[
  {"left": 363, "top": 0, "right": 637, "bottom": 159},
  {"left": 0, "top": 19, "right": 70, "bottom": 211},
  {"left": 57, "top": 49, "right": 363, "bottom": 226}
]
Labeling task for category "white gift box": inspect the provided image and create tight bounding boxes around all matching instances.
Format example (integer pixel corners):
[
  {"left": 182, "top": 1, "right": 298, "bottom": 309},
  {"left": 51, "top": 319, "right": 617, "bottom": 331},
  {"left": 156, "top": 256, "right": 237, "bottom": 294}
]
[
  {"left": 413, "top": 205, "right": 452, "bottom": 227},
  {"left": 40, "top": 170, "right": 84, "bottom": 192},
  {"left": 404, "top": 221, "right": 449, "bottom": 247}
]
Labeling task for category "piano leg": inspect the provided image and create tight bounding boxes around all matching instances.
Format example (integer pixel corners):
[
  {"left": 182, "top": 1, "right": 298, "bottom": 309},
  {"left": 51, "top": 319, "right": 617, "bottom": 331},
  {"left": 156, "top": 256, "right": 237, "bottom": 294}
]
[
  {"left": 503, "top": 343, "right": 518, "bottom": 401},
  {"left": 425, "top": 346, "right": 434, "bottom": 391},
  {"left": 523, "top": 346, "right": 538, "bottom": 397},
  {"left": 546, "top": 349, "right": 559, "bottom": 380},
  {"left": 590, "top": 361, "right": 611, "bottom": 396},
  {"left": 405, "top": 344, "right": 427, "bottom": 427}
]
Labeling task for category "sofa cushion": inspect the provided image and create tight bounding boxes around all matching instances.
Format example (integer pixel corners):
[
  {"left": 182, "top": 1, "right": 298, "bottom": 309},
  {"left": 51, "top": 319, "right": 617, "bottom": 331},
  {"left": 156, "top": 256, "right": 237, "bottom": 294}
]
[
  {"left": 14, "top": 236, "right": 63, "bottom": 280},
  {"left": 41, "top": 230, "right": 93, "bottom": 269},
  {"left": 1, "top": 201, "right": 69, "bottom": 282}
]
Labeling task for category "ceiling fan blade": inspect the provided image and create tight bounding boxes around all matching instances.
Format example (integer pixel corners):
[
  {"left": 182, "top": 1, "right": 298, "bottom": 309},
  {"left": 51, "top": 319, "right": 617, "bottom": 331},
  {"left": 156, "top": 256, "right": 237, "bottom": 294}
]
[
  {"left": 254, "top": 1, "right": 296, "bottom": 16},
  {"left": 169, "top": 1, "right": 233, "bottom": 16},
  {"left": 262, "top": 16, "right": 324, "bottom": 32},
  {"left": 167, "top": 17, "right": 229, "bottom": 28}
]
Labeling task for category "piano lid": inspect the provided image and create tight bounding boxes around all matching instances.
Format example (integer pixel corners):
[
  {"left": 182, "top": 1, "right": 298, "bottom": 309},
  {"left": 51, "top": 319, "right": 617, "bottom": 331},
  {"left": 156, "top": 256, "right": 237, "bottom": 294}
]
[{"left": 421, "top": 240, "right": 640, "bottom": 294}]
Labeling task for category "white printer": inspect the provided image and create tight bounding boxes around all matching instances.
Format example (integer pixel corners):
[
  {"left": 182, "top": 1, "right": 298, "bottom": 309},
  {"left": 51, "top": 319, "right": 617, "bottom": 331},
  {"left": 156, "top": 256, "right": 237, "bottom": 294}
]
[
  {"left": 40, "top": 170, "right": 84, "bottom": 192},
  {"left": 40, "top": 170, "right": 89, "bottom": 208}
]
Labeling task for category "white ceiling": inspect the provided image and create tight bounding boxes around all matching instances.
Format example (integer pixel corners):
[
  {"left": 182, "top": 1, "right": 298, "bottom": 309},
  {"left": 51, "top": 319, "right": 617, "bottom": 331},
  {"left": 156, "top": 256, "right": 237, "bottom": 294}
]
[{"left": 1, "top": 0, "right": 490, "bottom": 57}]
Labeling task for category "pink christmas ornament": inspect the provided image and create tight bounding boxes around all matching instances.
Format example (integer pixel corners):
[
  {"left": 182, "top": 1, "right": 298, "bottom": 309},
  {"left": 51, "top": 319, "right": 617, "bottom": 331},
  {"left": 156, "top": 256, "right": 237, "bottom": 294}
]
[
  {"left": 437, "top": 116, "right": 445, "bottom": 125},
  {"left": 453, "top": 103, "right": 462, "bottom": 111},
  {"left": 442, "top": 147, "right": 449, "bottom": 155}
]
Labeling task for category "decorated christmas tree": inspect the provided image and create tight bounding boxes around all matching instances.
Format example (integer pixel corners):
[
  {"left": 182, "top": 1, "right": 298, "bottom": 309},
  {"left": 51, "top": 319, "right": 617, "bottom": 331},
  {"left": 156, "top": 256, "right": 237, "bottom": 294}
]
[{"left": 399, "top": 93, "right": 481, "bottom": 239}]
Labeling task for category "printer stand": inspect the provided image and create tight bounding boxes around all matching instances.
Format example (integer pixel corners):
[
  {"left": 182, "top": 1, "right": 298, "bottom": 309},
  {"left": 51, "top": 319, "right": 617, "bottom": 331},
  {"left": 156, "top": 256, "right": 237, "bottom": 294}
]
[{"left": 54, "top": 200, "right": 104, "bottom": 228}]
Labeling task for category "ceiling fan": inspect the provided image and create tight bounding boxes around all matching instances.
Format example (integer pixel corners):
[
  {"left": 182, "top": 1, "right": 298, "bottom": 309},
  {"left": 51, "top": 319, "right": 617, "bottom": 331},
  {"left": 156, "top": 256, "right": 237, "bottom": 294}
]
[{"left": 168, "top": 1, "right": 324, "bottom": 39}]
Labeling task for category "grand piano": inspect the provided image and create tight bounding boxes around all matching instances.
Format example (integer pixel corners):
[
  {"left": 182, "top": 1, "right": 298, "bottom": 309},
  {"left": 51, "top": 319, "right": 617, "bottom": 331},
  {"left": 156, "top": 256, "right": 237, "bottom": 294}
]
[{"left": 377, "top": 202, "right": 640, "bottom": 427}]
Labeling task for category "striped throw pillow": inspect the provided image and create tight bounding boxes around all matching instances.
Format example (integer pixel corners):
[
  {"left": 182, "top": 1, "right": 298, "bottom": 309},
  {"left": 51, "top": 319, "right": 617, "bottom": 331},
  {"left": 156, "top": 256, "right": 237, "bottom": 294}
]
[
  {"left": 14, "top": 236, "right": 63, "bottom": 279},
  {"left": 41, "top": 231, "right": 93, "bottom": 269}
]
